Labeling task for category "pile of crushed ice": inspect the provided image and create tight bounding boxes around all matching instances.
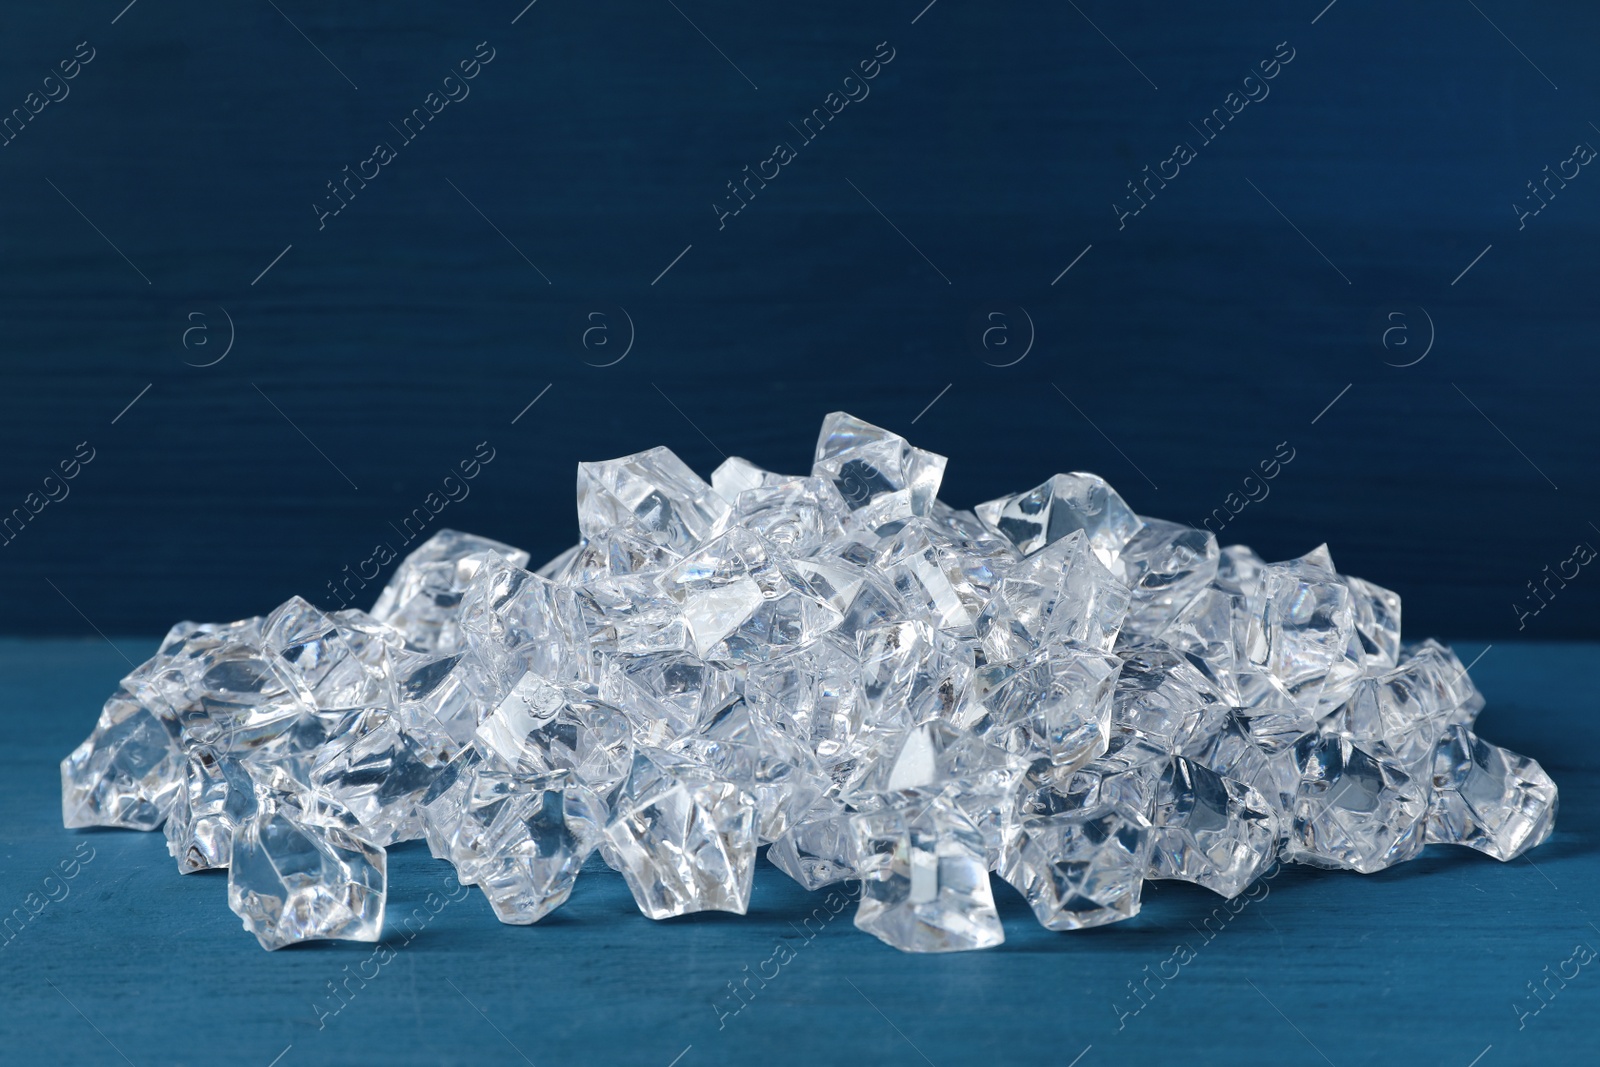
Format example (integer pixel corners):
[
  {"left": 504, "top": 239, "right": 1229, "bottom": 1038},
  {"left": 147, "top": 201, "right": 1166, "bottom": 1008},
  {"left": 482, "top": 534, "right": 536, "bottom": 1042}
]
[{"left": 62, "top": 412, "right": 1557, "bottom": 952}]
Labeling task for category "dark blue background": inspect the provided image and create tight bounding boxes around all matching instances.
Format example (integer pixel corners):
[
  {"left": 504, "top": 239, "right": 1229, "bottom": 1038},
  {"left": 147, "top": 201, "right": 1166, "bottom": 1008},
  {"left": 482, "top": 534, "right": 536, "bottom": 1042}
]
[{"left": 2, "top": 0, "right": 1596, "bottom": 640}]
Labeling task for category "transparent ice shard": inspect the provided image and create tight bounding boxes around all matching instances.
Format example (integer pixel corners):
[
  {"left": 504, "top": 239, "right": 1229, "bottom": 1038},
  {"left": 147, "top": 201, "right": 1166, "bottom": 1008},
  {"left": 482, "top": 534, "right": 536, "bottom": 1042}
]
[
  {"left": 852, "top": 791, "right": 1003, "bottom": 953},
  {"left": 745, "top": 638, "right": 865, "bottom": 764},
  {"left": 1148, "top": 756, "right": 1278, "bottom": 898},
  {"left": 308, "top": 709, "right": 448, "bottom": 846},
  {"left": 847, "top": 721, "right": 1026, "bottom": 866},
  {"left": 227, "top": 790, "right": 386, "bottom": 950},
  {"left": 721, "top": 473, "right": 849, "bottom": 556},
  {"left": 669, "top": 693, "right": 825, "bottom": 843},
  {"left": 976, "top": 529, "right": 1130, "bottom": 661},
  {"left": 577, "top": 446, "right": 730, "bottom": 555},
  {"left": 1000, "top": 776, "right": 1152, "bottom": 930},
  {"left": 391, "top": 648, "right": 482, "bottom": 762},
  {"left": 600, "top": 649, "right": 738, "bottom": 748},
  {"left": 1186, "top": 711, "right": 1304, "bottom": 830},
  {"left": 975, "top": 472, "right": 1139, "bottom": 564},
  {"left": 602, "top": 748, "right": 758, "bottom": 919},
  {"left": 62, "top": 689, "right": 184, "bottom": 831},
  {"left": 1285, "top": 734, "right": 1428, "bottom": 873},
  {"left": 1101, "top": 643, "right": 1229, "bottom": 773},
  {"left": 120, "top": 616, "right": 310, "bottom": 756},
  {"left": 767, "top": 797, "right": 859, "bottom": 890},
  {"left": 655, "top": 526, "right": 842, "bottom": 663},
  {"left": 475, "top": 672, "right": 634, "bottom": 795},
  {"left": 165, "top": 747, "right": 256, "bottom": 873},
  {"left": 262, "top": 598, "right": 401, "bottom": 710},
  {"left": 459, "top": 554, "right": 591, "bottom": 693},
  {"left": 1427, "top": 725, "right": 1556, "bottom": 861},
  {"left": 371, "top": 529, "right": 529, "bottom": 653},
  {"left": 1245, "top": 547, "right": 1363, "bottom": 717},
  {"left": 812, "top": 412, "right": 947, "bottom": 530},
  {"left": 960, "top": 640, "right": 1120, "bottom": 771},
  {"left": 855, "top": 620, "right": 950, "bottom": 737},
  {"left": 1120, "top": 519, "right": 1218, "bottom": 634},
  {"left": 873, "top": 518, "right": 1002, "bottom": 634},
  {"left": 449, "top": 766, "right": 606, "bottom": 924},
  {"left": 1344, "top": 574, "right": 1402, "bottom": 673}
]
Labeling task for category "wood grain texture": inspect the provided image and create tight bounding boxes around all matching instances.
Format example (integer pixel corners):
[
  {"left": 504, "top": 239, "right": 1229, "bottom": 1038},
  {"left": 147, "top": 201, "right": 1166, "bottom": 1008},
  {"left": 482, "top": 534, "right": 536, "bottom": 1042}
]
[
  {"left": 0, "top": 2, "right": 1598, "bottom": 639},
  {"left": 1, "top": 637, "right": 1594, "bottom": 1066}
]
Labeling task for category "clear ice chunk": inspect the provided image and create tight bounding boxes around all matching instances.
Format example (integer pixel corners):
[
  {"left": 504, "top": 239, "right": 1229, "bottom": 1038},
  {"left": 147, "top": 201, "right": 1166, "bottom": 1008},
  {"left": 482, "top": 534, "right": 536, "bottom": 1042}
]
[
  {"left": 975, "top": 529, "right": 1130, "bottom": 661},
  {"left": 476, "top": 672, "right": 634, "bottom": 795},
  {"left": 227, "top": 791, "right": 386, "bottom": 950},
  {"left": 165, "top": 747, "right": 256, "bottom": 873},
  {"left": 722, "top": 474, "right": 849, "bottom": 556},
  {"left": 1120, "top": 519, "right": 1218, "bottom": 634},
  {"left": 848, "top": 721, "right": 1026, "bottom": 867},
  {"left": 669, "top": 693, "right": 824, "bottom": 843},
  {"left": 874, "top": 518, "right": 1000, "bottom": 634},
  {"left": 1344, "top": 574, "right": 1402, "bottom": 672},
  {"left": 745, "top": 639, "right": 865, "bottom": 764},
  {"left": 1285, "top": 734, "right": 1428, "bottom": 873},
  {"left": 307, "top": 709, "right": 447, "bottom": 846},
  {"left": 812, "top": 412, "right": 947, "bottom": 530},
  {"left": 1427, "top": 725, "right": 1557, "bottom": 861},
  {"left": 1000, "top": 777, "right": 1152, "bottom": 930},
  {"left": 371, "top": 529, "right": 529, "bottom": 653},
  {"left": 459, "top": 554, "right": 591, "bottom": 693},
  {"left": 851, "top": 791, "right": 1003, "bottom": 953},
  {"left": 577, "top": 446, "right": 731, "bottom": 556},
  {"left": 975, "top": 472, "right": 1139, "bottom": 564},
  {"left": 449, "top": 765, "right": 605, "bottom": 923},
  {"left": 767, "top": 797, "right": 859, "bottom": 890},
  {"left": 960, "top": 640, "right": 1120, "bottom": 771},
  {"left": 62, "top": 689, "right": 184, "bottom": 831},
  {"left": 391, "top": 648, "right": 483, "bottom": 761},
  {"left": 655, "top": 526, "right": 842, "bottom": 663},
  {"left": 262, "top": 599, "right": 401, "bottom": 710},
  {"left": 602, "top": 748, "right": 758, "bottom": 919},
  {"left": 1148, "top": 756, "right": 1278, "bottom": 897},
  {"left": 1245, "top": 547, "right": 1363, "bottom": 717}
]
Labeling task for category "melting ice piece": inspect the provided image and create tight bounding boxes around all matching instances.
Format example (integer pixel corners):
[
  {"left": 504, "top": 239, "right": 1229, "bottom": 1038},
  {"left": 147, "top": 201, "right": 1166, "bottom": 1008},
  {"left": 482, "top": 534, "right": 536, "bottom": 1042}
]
[
  {"left": 1427, "top": 725, "right": 1557, "bottom": 861},
  {"left": 227, "top": 791, "right": 386, "bottom": 950},
  {"left": 602, "top": 748, "right": 758, "bottom": 919},
  {"left": 371, "top": 529, "right": 530, "bottom": 653},
  {"left": 851, "top": 791, "right": 1003, "bottom": 953}
]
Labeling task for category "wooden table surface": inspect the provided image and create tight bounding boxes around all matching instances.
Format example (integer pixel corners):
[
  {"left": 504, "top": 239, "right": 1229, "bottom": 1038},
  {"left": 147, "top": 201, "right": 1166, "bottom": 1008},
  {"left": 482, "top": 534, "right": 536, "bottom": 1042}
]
[{"left": 1, "top": 637, "right": 1594, "bottom": 1066}]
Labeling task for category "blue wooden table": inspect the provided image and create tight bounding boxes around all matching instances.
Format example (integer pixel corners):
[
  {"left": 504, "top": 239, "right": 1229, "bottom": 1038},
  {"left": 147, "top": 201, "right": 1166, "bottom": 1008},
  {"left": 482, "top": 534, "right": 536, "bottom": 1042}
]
[{"left": 2, "top": 637, "right": 1594, "bottom": 1066}]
